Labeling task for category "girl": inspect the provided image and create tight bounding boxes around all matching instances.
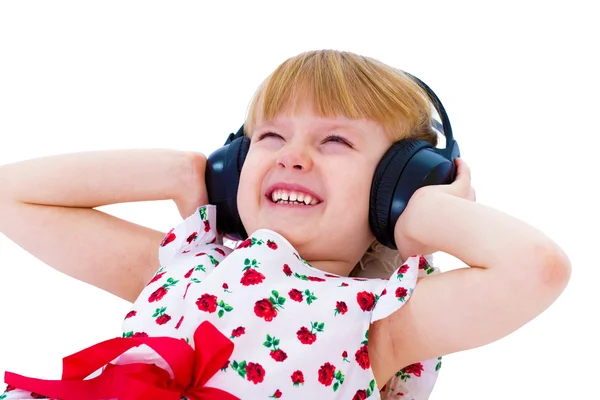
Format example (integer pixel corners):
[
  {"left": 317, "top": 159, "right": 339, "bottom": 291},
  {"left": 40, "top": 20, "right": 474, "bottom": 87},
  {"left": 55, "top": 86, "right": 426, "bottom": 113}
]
[{"left": 0, "top": 50, "right": 571, "bottom": 399}]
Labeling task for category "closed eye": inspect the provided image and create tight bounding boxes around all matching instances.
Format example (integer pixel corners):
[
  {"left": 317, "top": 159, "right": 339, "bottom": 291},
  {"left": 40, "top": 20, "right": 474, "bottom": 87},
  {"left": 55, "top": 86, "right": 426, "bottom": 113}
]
[
  {"left": 257, "top": 132, "right": 283, "bottom": 141},
  {"left": 323, "top": 134, "right": 353, "bottom": 148}
]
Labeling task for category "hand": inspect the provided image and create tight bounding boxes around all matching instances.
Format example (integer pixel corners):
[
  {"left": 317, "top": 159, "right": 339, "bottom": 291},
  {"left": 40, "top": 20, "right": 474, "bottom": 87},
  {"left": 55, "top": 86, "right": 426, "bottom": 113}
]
[
  {"left": 394, "top": 158, "right": 476, "bottom": 259},
  {"left": 418, "top": 158, "right": 476, "bottom": 202},
  {"left": 173, "top": 152, "right": 210, "bottom": 219}
]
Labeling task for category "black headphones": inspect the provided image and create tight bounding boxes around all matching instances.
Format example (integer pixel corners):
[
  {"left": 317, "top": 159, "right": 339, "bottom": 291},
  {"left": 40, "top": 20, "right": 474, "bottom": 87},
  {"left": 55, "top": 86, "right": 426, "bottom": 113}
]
[{"left": 204, "top": 72, "right": 460, "bottom": 249}]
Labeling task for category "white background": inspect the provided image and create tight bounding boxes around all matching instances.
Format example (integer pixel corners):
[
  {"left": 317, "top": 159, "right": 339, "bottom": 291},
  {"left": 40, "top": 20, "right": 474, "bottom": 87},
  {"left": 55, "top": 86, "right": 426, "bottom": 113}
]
[{"left": 0, "top": 1, "right": 598, "bottom": 399}]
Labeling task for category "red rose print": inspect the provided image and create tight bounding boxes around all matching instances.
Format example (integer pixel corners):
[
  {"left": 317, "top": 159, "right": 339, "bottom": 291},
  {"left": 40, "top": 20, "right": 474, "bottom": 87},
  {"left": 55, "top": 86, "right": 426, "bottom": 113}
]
[
  {"left": 6, "top": 385, "right": 15, "bottom": 391},
  {"left": 335, "top": 301, "right": 348, "bottom": 315},
  {"left": 352, "top": 277, "right": 368, "bottom": 281},
  {"left": 214, "top": 247, "right": 226, "bottom": 256},
  {"left": 30, "top": 392, "right": 47, "bottom": 399},
  {"left": 356, "top": 291, "right": 377, "bottom": 311},
  {"left": 231, "top": 326, "right": 245, "bottom": 338},
  {"left": 381, "top": 288, "right": 387, "bottom": 296},
  {"left": 132, "top": 332, "right": 148, "bottom": 337},
  {"left": 288, "top": 289, "right": 303, "bottom": 302},
  {"left": 125, "top": 310, "right": 136, "bottom": 319},
  {"left": 184, "top": 268, "right": 194, "bottom": 278},
  {"left": 318, "top": 362, "right": 336, "bottom": 386},
  {"left": 241, "top": 268, "right": 266, "bottom": 286},
  {"left": 266, "top": 240, "right": 278, "bottom": 250},
  {"left": 148, "top": 271, "right": 166, "bottom": 284},
  {"left": 355, "top": 345, "right": 370, "bottom": 370},
  {"left": 283, "top": 264, "right": 292, "bottom": 276},
  {"left": 175, "top": 316, "right": 184, "bottom": 329},
  {"left": 195, "top": 252, "right": 206, "bottom": 257},
  {"left": 203, "top": 220, "right": 210, "bottom": 232},
  {"left": 196, "top": 293, "right": 218, "bottom": 313},
  {"left": 160, "top": 229, "right": 176, "bottom": 247},
  {"left": 254, "top": 299, "right": 278, "bottom": 321},
  {"left": 186, "top": 232, "right": 198, "bottom": 244},
  {"left": 324, "top": 273, "right": 339, "bottom": 278},
  {"left": 307, "top": 276, "right": 325, "bottom": 282},
  {"left": 353, "top": 389, "right": 367, "bottom": 400},
  {"left": 270, "top": 389, "right": 282, "bottom": 398},
  {"left": 402, "top": 362, "right": 424, "bottom": 377},
  {"left": 148, "top": 286, "right": 168, "bottom": 302},
  {"left": 153, "top": 306, "right": 171, "bottom": 325},
  {"left": 237, "top": 238, "right": 252, "bottom": 249},
  {"left": 419, "top": 255, "right": 427, "bottom": 269},
  {"left": 398, "top": 264, "right": 409, "bottom": 274},
  {"left": 291, "top": 370, "right": 304, "bottom": 386},
  {"left": 342, "top": 351, "right": 348, "bottom": 358},
  {"left": 270, "top": 349, "right": 288, "bottom": 362},
  {"left": 222, "top": 283, "right": 229, "bottom": 289},
  {"left": 395, "top": 287, "right": 408, "bottom": 301},
  {"left": 245, "top": 362, "right": 265, "bottom": 384},
  {"left": 296, "top": 327, "right": 317, "bottom": 345},
  {"left": 340, "top": 282, "right": 349, "bottom": 287}
]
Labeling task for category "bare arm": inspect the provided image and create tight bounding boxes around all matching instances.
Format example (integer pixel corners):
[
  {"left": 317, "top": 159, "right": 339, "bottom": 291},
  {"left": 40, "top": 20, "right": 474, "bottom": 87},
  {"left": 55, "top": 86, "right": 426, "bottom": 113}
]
[
  {"left": 0, "top": 149, "right": 208, "bottom": 302},
  {"left": 371, "top": 165, "right": 571, "bottom": 383}
]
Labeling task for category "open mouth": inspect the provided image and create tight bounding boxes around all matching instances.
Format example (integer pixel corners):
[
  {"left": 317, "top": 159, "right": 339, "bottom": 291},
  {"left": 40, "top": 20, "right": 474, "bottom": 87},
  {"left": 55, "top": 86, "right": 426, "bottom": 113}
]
[{"left": 266, "top": 189, "right": 322, "bottom": 206}]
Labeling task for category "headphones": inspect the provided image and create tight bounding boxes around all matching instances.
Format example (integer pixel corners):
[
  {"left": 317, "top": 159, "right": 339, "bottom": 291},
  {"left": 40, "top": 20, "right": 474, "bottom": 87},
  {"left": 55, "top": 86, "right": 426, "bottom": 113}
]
[{"left": 204, "top": 72, "right": 460, "bottom": 249}]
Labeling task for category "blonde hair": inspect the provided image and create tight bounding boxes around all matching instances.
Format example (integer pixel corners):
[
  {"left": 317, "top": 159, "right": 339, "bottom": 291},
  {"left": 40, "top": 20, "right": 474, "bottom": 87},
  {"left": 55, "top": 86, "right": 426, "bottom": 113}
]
[{"left": 244, "top": 49, "right": 438, "bottom": 275}]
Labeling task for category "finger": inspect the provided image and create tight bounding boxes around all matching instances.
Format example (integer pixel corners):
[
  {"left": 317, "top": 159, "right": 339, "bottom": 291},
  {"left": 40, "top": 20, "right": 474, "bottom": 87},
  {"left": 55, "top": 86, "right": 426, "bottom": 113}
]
[{"left": 457, "top": 158, "right": 471, "bottom": 182}]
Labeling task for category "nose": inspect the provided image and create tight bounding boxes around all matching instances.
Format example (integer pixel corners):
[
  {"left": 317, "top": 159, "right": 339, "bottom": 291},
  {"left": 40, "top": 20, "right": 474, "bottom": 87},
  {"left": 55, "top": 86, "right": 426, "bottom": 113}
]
[{"left": 276, "top": 143, "right": 313, "bottom": 171}]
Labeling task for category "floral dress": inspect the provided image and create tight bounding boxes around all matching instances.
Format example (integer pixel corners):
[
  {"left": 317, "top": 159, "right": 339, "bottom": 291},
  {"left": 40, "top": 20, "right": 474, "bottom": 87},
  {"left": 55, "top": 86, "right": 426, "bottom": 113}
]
[{"left": 2, "top": 205, "right": 442, "bottom": 400}]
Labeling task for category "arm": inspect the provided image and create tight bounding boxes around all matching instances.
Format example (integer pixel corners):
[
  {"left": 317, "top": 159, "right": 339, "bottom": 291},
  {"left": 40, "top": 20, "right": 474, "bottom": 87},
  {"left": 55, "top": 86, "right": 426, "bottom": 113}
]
[
  {"left": 372, "top": 162, "right": 571, "bottom": 382},
  {"left": 0, "top": 149, "right": 208, "bottom": 302}
]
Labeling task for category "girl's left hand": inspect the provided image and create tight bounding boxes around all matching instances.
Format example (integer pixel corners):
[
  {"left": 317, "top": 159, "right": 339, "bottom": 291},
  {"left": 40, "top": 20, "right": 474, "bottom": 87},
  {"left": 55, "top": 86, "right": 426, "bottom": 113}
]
[{"left": 421, "top": 157, "right": 476, "bottom": 202}]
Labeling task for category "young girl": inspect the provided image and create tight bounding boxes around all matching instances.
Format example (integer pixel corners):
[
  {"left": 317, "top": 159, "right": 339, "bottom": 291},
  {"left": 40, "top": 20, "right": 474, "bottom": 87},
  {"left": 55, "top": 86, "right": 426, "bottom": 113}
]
[{"left": 0, "top": 50, "right": 571, "bottom": 400}]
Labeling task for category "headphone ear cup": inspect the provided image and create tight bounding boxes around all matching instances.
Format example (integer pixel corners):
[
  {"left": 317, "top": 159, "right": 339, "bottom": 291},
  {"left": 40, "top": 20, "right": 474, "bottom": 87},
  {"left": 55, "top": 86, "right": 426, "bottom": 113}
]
[
  {"left": 205, "top": 135, "right": 251, "bottom": 241},
  {"left": 370, "top": 139, "right": 432, "bottom": 249}
]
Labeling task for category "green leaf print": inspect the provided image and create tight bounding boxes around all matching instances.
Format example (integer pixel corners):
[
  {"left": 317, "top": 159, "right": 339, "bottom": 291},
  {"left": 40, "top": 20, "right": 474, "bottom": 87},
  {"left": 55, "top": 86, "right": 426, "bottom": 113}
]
[
  {"left": 195, "top": 264, "right": 206, "bottom": 273},
  {"left": 361, "top": 330, "right": 369, "bottom": 345},
  {"left": 216, "top": 300, "right": 233, "bottom": 318},
  {"left": 0, "top": 391, "right": 7, "bottom": 400},
  {"left": 208, "top": 254, "right": 219, "bottom": 266},
  {"left": 333, "top": 382, "right": 339, "bottom": 392},
  {"left": 199, "top": 207, "right": 207, "bottom": 220},
  {"left": 303, "top": 289, "right": 318, "bottom": 305},
  {"left": 242, "top": 258, "right": 260, "bottom": 271},
  {"left": 293, "top": 272, "right": 309, "bottom": 281},
  {"left": 152, "top": 307, "right": 167, "bottom": 317},
  {"left": 310, "top": 321, "right": 325, "bottom": 334},
  {"left": 231, "top": 360, "right": 248, "bottom": 379},
  {"left": 164, "top": 277, "right": 179, "bottom": 287},
  {"left": 369, "top": 379, "right": 375, "bottom": 391}
]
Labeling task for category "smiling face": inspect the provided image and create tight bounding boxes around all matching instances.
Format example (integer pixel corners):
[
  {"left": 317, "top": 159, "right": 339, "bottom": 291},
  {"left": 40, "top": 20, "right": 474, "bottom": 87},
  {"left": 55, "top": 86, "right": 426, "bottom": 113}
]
[
  {"left": 237, "top": 104, "right": 393, "bottom": 276},
  {"left": 235, "top": 50, "right": 438, "bottom": 276}
]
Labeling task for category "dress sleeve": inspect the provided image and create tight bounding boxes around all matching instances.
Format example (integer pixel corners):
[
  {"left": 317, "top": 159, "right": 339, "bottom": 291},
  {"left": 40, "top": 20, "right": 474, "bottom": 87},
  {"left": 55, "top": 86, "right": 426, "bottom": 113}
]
[
  {"left": 158, "top": 205, "right": 221, "bottom": 266},
  {"left": 370, "top": 254, "right": 425, "bottom": 323}
]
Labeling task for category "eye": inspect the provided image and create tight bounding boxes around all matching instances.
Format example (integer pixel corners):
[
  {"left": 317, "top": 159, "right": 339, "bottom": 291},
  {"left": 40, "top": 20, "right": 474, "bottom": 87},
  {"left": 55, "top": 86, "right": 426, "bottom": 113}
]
[
  {"left": 257, "top": 132, "right": 283, "bottom": 141},
  {"left": 323, "top": 134, "right": 353, "bottom": 147}
]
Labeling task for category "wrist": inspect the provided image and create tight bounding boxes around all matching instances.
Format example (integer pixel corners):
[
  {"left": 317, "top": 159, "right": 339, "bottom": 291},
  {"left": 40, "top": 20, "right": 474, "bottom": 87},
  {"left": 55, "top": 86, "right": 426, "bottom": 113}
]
[
  {"left": 394, "top": 188, "right": 442, "bottom": 260},
  {"left": 173, "top": 152, "right": 209, "bottom": 218}
]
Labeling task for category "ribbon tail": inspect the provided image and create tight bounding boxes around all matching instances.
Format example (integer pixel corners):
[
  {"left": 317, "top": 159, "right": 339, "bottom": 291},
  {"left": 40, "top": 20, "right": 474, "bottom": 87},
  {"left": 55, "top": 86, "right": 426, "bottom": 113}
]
[{"left": 191, "top": 321, "right": 234, "bottom": 388}]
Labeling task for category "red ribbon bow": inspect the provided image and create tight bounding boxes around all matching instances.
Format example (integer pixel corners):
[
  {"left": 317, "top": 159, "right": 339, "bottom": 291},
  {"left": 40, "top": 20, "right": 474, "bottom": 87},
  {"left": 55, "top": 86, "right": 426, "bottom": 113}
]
[{"left": 4, "top": 321, "right": 239, "bottom": 400}]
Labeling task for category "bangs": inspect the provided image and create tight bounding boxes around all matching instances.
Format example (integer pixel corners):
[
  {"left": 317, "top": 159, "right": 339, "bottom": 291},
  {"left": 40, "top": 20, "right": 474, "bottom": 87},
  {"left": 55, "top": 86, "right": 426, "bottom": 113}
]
[{"left": 244, "top": 50, "right": 436, "bottom": 144}]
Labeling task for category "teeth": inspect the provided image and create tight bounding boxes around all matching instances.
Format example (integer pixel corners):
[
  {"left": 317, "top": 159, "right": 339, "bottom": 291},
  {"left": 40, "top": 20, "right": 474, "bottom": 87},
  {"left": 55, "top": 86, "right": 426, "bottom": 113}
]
[{"left": 270, "top": 189, "right": 319, "bottom": 205}]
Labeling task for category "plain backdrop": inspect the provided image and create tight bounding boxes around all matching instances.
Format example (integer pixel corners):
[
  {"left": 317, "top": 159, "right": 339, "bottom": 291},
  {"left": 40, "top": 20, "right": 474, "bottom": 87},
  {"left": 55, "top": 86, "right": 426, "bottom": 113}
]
[{"left": 0, "top": 1, "right": 598, "bottom": 399}]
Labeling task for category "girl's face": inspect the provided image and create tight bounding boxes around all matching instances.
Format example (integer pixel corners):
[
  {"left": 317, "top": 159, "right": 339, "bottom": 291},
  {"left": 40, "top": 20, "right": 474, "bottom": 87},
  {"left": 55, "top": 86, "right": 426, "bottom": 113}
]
[{"left": 237, "top": 104, "right": 393, "bottom": 276}]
